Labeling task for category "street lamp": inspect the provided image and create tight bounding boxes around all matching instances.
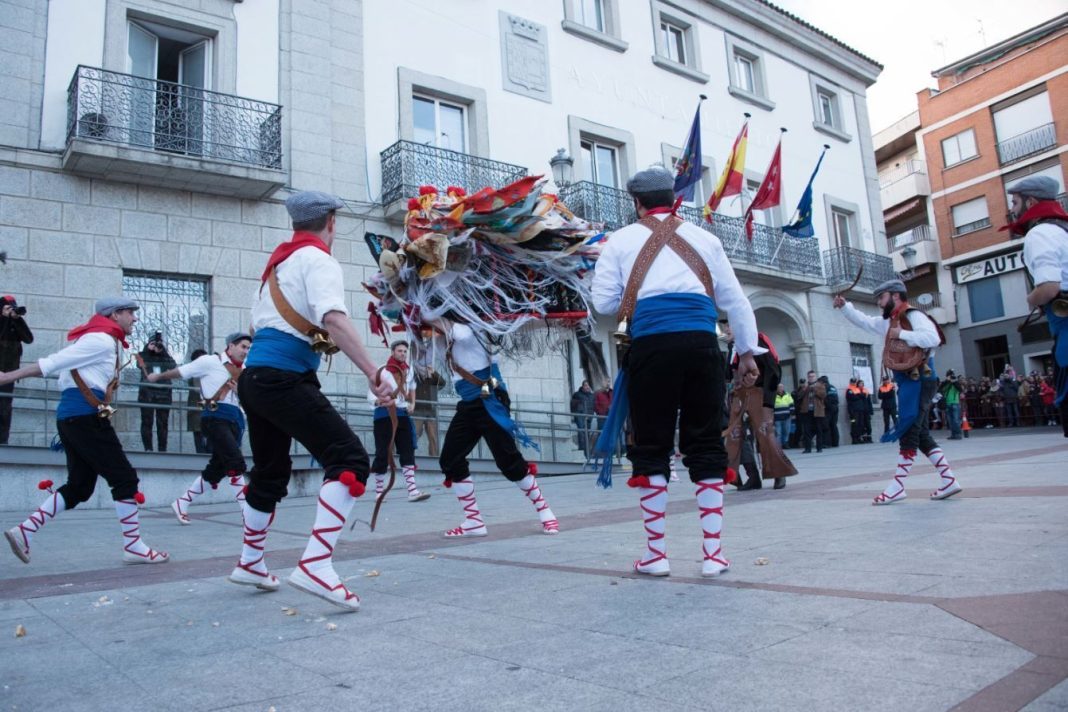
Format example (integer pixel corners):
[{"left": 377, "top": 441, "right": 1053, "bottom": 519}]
[
  {"left": 549, "top": 148, "right": 574, "bottom": 188},
  {"left": 901, "top": 245, "right": 917, "bottom": 280}
]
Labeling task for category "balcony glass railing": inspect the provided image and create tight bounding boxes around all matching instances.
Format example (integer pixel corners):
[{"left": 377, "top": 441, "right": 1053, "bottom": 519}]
[
  {"left": 996, "top": 123, "right": 1056, "bottom": 165},
  {"left": 379, "top": 140, "right": 528, "bottom": 206},
  {"left": 888, "top": 224, "right": 934, "bottom": 250},
  {"left": 66, "top": 65, "right": 282, "bottom": 169},
  {"left": 822, "top": 246, "right": 897, "bottom": 292},
  {"left": 878, "top": 160, "right": 926, "bottom": 189},
  {"left": 558, "top": 181, "right": 824, "bottom": 280}
]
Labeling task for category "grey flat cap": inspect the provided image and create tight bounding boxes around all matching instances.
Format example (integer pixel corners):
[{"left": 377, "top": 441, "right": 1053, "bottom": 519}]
[
  {"left": 95, "top": 297, "right": 139, "bottom": 316},
  {"left": 626, "top": 167, "right": 675, "bottom": 195},
  {"left": 1006, "top": 175, "right": 1060, "bottom": 201},
  {"left": 285, "top": 190, "right": 345, "bottom": 224},
  {"left": 873, "top": 279, "right": 907, "bottom": 297},
  {"left": 226, "top": 331, "right": 252, "bottom": 345}
]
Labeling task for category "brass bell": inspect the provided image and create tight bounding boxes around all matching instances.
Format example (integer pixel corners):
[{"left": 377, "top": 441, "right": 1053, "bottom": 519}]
[
  {"left": 310, "top": 330, "right": 340, "bottom": 355},
  {"left": 489, "top": 376, "right": 499, "bottom": 390},
  {"left": 1052, "top": 297, "right": 1068, "bottom": 318},
  {"left": 97, "top": 404, "right": 116, "bottom": 419},
  {"left": 480, "top": 382, "right": 491, "bottom": 398},
  {"left": 613, "top": 318, "right": 630, "bottom": 344},
  {"left": 208, "top": 400, "right": 219, "bottom": 412}
]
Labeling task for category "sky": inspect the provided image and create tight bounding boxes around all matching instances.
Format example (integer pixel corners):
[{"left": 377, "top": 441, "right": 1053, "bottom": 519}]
[{"left": 770, "top": 0, "right": 1067, "bottom": 132}]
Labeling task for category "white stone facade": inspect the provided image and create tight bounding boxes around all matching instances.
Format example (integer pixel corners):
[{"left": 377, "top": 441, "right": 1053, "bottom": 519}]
[{"left": 0, "top": 0, "right": 894, "bottom": 453}]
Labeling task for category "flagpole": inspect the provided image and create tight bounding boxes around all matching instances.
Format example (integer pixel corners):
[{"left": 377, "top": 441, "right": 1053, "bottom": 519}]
[{"left": 762, "top": 127, "right": 794, "bottom": 267}]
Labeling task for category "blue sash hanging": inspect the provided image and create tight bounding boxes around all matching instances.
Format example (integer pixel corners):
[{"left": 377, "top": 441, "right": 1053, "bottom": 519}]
[
  {"left": 881, "top": 357, "right": 936, "bottom": 443},
  {"left": 455, "top": 364, "right": 539, "bottom": 452}
]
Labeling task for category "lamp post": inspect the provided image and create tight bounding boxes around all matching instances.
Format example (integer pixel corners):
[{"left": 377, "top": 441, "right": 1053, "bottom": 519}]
[
  {"left": 901, "top": 244, "right": 917, "bottom": 280},
  {"left": 549, "top": 148, "right": 574, "bottom": 188}
]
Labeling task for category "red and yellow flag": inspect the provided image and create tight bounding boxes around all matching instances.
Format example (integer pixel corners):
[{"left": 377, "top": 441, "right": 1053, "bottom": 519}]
[{"left": 704, "top": 119, "right": 748, "bottom": 222}]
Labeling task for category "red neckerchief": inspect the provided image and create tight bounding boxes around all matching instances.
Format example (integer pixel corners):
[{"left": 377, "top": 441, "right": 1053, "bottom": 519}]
[
  {"left": 66, "top": 314, "right": 129, "bottom": 348},
  {"left": 644, "top": 204, "right": 679, "bottom": 218},
  {"left": 889, "top": 300, "right": 911, "bottom": 322},
  {"left": 385, "top": 356, "right": 409, "bottom": 387},
  {"left": 1001, "top": 200, "right": 1068, "bottom": 236},
  {"left": 260, "top": 231, "right": 331, "bottom": 282}
]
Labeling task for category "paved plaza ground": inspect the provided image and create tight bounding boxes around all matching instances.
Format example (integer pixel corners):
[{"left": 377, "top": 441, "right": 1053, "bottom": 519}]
[{"left": 0, "top": 429, "right": 1066, "bottom": 711}]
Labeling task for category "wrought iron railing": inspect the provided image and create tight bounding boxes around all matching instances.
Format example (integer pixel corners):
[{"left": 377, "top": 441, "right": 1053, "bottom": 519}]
[
  {"left": 379, "top": 140, "right": 528, "bottom": 205},
  {"left": 66, "top": 65, "right": 282, "bottom": 169},
  {"left": 822, "top": 246, "right": 897, "bottom": 291},
  {"left": 888, "top": 224, "right": 934, "bottom": 250},
  {"left": 953, "top": 217, "right": 991, "bottom": 236},
  {"left": 558, "top": 181, "right": 824, "bottom": 280},
  {"left": 996, "top": 122, "right": 1056, "bottom": 165}
]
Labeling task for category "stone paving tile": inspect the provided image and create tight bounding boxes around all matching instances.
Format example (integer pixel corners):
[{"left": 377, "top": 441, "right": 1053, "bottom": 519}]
[{"left": 1023, "top": 676, "right": 1068, "bottom": 711}]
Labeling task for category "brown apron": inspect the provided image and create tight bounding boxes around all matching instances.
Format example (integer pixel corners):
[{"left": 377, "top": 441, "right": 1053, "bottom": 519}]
[{"left": 725, "top": 385, "right": 797, "bottom": 479}]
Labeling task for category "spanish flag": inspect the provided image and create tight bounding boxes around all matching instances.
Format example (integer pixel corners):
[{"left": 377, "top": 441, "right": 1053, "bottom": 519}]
[{"left": 704, "top": 117, "right": 749, "bottom": 222}]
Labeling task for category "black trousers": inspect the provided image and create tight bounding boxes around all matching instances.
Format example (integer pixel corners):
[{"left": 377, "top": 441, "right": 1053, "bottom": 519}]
[
  {"left": 626, "top": 331, "right": 726, "bottom": 482},
  {"left": 826, "top": 406, "right": 840, "bottom": 447},
  {"left": 0, "top": 382, "right": 13, "bottom": 444},
  {"left": 799, "top": 412, "right": 826, "bottom": 451},
  {"left": 883, "top": 408, "right": 898, "bottom": 433},
  {"left": 900, "top": 379, "right": 939, "bottom": 455},
  {"left": 371, "top": 414, "right": 416, "bottom": 471},
  {"left": 440, "top": 397, "right": 527, "bottom": 482},
  {"left": 140, "top": 405, "right": 169, "bottom": 451},
  {"left": 55, "top": 415, "right": 139, "bottom": 508},
  {"left": 200, "top": 416, "right": 246, "bottom": 485},
  {"left": 238, "top": 367, "right": 370, "bottom": 513}
]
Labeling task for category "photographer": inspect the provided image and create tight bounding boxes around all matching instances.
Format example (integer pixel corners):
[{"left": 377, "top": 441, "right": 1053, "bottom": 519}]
[
  {"left": 137, "top": 332, "right": 176, "bottom": 451},
  {"left": 939, "top": 370, "right": 963, "bottom": 439},
  {"left": 0, "top": 295, "right": 33, "bottom": 444}
]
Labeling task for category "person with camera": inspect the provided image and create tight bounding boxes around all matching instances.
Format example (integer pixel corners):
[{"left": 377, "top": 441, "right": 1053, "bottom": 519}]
[
  {"left": 0, "top": 296, "right": 33, "bottom": 444},
  {"left": 1008, "top": 176, "right": 1068, "bottom": 437},
  {"left": 145, "top": 333, "right": 252, "bottom": 524},
  {"left": 939, "top": 370, "right": 963, "bottom": 439},
  {"left": 137, "top": 332, "right": 176, "bottom": 451}
]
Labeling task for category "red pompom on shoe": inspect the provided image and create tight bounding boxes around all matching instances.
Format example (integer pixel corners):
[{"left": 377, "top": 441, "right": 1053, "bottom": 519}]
[
  {"left": 338, "top": 471, "right": 365, "bottom": 498},
  {"left": 527, "top": 462, "right": 538, "bottom": 476},
  {"left": 134, "top": 492, "right": 146, "bottom": 505},
  {"left": 407, "top": 198, "right": 421, "bottom": 211},
  {"left": 210, "top": 482, "right": 219, "bottom": 490},
  {"left": 899, "top": 449, "right": 917, "bottom": 458},
  {"left": 442, "top": 478, "right": 453, "bottom": 489},
  {"left": 37, "top": 479, "right": 54, "bottom": 491},
  {"left": 627, "top": 475, "right": 651, "bottom": 489},
  {"left": 418, "top": 185, "right": 437, "bottom": 196},
  {"left": 724, "top": 468, "right": 737, "bottom": 485}
]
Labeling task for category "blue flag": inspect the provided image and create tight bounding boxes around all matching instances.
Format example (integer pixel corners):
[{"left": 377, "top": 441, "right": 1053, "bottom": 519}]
[
  {"left": 673, "top": 104, "right": 703, "bottom": 202},
  {"left": 783, "top": 147, "right": 828, "bottom": 238}
]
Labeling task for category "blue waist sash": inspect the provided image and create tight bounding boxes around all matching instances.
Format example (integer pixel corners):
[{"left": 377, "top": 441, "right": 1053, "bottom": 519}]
[
  {"left": 245, "top": 327, "right": 320, "bottom": 373},
  {"left": 593, "top": 294, "right": 718, "bottom": 488},
  {"left": 455, "top": 364, "right": 538, "bottom": 452},
  {"left": 1047, "top": 304, "right": 1068, "bottom": 406},
  {"left": 202, "top": 402, "right": 246, "bottom": 444},
  {"left": 374, "top": 406, "right": 408, "bottom": 420},
  {"left": 57, "top": 387, "right": 104, "bottom": 420},
  {"left": 631, "top": 293, "right": 718, "bottom": 338},
  {"left": 881, "top": 357, "right": 936, "bottom": 443}
]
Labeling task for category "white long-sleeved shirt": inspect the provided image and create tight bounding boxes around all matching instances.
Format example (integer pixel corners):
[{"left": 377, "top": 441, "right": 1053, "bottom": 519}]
[
  {"left": 250, "top": 245, "right": 348, "bottom": 341},
  {"left": 367, "top": 365, "right": 415, "bottom": 409},
  {"left": 1023, "top": 222, "right": 1068, "bottom": 290},
  {"left": 38, "top": 332, "right": 122, "bottom": 393},
  {"left": 178, "top": 353, "right": 242, "bottom": 408},
  {"left": 591, "top": 214, "right": 762, "bottom": 355},
  {"left": 840, "top": 302, "right": 941, "bottom": 349},
  {"left": 444, "top": 323, "right": 497, "bottom": 385}
]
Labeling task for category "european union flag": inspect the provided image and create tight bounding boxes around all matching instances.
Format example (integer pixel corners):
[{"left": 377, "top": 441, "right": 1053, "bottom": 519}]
[
  {"left": 783, "top": 147, "right": 828, "bottom": 239},
  {"left": 673, "top": 104, "right": 703, "bottom": 202}
]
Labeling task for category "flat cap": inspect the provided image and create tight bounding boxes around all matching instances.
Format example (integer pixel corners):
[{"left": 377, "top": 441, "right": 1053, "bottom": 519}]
[
  {"left": 873, "top": 279, "right": 907, "bottom": 297},
  {"left": 626, "top": 167, "right": 675, "bottom": 195},
  {"left": 285, "top": 190, "right": 345, "bottom": 224},
  {"left": 95, "top": 297, "right": 139, "bottom": 316},
  {"left": 1006, "top": 175, "right": 1060, "bottom": 201},
  {"left": 226, "top": 331, "right": 252, "bottom": 345}
]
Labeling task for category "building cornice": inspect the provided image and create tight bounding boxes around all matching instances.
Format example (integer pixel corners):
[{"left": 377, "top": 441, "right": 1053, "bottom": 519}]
[{"left": 932, "top": 12, "right": 1068, "bottom": 78}]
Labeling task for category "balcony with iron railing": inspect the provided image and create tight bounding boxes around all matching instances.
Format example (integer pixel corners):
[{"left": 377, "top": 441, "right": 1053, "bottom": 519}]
[
  {"left": 380, "top": 140, "right": 528, "bottom": 218},
  {"left": 64, "top": 66, "right": 284, "bottom": 198},
  {"left": 822, "top": 245, "right": 898, "bottom": 293},
  {"left": 558, "top": 180, "right": 825, "bottom": 288},
  {"left": 996, "top": 122, "right": 1057, "bottom": 165}
]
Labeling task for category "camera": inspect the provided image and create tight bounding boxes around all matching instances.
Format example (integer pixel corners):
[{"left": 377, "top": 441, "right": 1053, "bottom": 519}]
[{"left": 13, "top": 306, "right": 26, "bottom": 316}]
